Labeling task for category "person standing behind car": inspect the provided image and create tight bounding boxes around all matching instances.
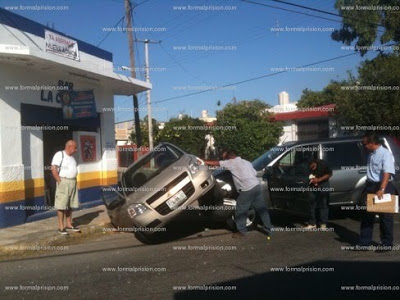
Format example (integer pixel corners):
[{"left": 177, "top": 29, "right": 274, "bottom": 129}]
[
  {"left": 304, "top": 158, "right": 332, "bottom": 230},
  {"left": 205, "top": 150, "right": 273, "bottom": 239},
  {"left": 358, "top": 133, "right": 396, "bottom": 251},
  {"left": 51, "top": 140, "right": 81, "bottom": 235}
]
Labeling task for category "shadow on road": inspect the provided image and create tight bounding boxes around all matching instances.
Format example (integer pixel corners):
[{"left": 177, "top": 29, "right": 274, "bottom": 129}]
[
  {"left": 135, "top": 210, "right": 229, "bottom": 244},
  {"left": 72, "top": 210, "right": 103, "bottom": 226},
  {"left": 173, "top": 260, "right": 400, "bottom": 299}
]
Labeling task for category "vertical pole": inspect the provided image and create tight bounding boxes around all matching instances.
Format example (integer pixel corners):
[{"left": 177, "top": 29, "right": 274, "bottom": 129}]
[
  {"left": 144, "top": 40, "right": 153, "bottom": 150},
  {"left": 125, "top": 0, "right": 142, "bottom": 147}
]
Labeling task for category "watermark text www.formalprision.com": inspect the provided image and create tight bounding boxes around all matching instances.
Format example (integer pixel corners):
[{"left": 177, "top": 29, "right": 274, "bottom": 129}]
[
  {"left": 4, "top": 85, "right": 70, "bottom": 91},
  {"left": 4, "top": 285, "right": 69, "bottom": 292},
  {"left": 4, "top": 245, "right": 69, "bottom": 251},
  {"left": 173, "top": 125, "right": 236, "bottom": 131},
  {"left": 172, "top": 5, "right": 237, "bottom": 11},
  {"left": 4, "top": 5, "right": 69, "bottom": 11},
  {"left": 102, "top": 26, "right": 167, "bottom": 32},
  {"left": 270, "top": 66, "right": 335, "bottom": 72},
  {"left": 5, "top": 125, "right": 69, "bottom": 131},
  {"left": 341, "top": 125, "right": 400, "bottom": 131},
  {"left": 5, "top": 204, "right": 55, "bottom": 211},
  {"left": 270, "top": 266, "right": 335, "bottom": 272},
  {"left": 270, "top": 26, "right": 334, "bottom": 33},
  {"left": 172, "top": 45, "right": 237, "bottom": 51},
  {"left": 172, "top": 245, "right": 237, "bottom": 251},
  {"left": 172, "top": 285, "right": 237, "bottom": 291},
  {"left": 102, "top": 226, "right": 167, "bottom": 233},
  {"left": 271, "top": 226, "right": 334, "bottom": 233},
  {"left": 341, "top": 285, "right": 400, "bottom": 292},
  {"left": 341, "top": 244, "right": 400, "bottom": 251},
  {"left": 102, "top": 266, "right": 167, "bottom": 272},
  {"left": 341, "top": 85, "right": 400, "bottom": 91}
]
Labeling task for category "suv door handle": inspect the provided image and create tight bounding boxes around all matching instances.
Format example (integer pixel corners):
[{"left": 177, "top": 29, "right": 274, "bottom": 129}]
[
  {"left": 358, "top": 170, "right": 367, "bottom": 174},
  {"left": 296, "top": 180, "right": 304, "bottom": 184}
]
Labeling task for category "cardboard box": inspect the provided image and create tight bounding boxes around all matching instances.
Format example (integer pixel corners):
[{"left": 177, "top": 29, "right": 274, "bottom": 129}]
[{"left": 367, "top": 194, "right": 399, "bottom": 213}]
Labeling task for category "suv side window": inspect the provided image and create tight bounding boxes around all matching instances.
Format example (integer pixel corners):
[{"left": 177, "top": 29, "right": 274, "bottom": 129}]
[
  {"left": 277, "top": 144, "right": 319, "bottom": 175},
  {"left": 322, "top": 142, "right": 365, "bottom": 170}
]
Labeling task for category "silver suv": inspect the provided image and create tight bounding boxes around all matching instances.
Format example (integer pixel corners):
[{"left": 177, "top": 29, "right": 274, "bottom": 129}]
[
  {"left": 259, "top": 136, "right": 400, "bottom": 215},
  {"left": 101, "top": 143, "right": 215, "bottom": 232}
]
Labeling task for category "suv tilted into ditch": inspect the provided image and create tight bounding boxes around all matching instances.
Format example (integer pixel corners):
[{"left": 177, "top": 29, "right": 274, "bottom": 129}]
[{"left": 101, "top": 143, "right": 215, "bottom": 233}]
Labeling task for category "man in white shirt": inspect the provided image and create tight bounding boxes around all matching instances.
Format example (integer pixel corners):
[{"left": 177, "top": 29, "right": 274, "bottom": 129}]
[
  {"left": 51, "top": 140, "right": 80, "bottom": 235},
  {"left": 206, "top": 150, "right": 273, "bottom": 239}
]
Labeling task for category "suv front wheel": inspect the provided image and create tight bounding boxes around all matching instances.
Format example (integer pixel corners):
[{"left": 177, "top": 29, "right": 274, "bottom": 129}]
[{"left": 226, "top": 207, "right": 259, "bottom": 231}]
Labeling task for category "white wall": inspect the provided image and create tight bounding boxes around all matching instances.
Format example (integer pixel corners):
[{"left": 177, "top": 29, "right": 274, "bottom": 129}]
[
  {"left": 0, "top": 91, "right": 23, "bottom": 183},
  {"left": 0, "top": 61, "right": 116, "bottom": 184},
  {"left": 279, "top": 121, "right": 298, "bottom": 145}
]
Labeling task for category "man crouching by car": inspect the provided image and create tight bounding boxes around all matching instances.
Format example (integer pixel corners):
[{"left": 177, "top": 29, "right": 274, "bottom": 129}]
[{"left": 205, "top": 150, "right": 273, "bottom": 239}]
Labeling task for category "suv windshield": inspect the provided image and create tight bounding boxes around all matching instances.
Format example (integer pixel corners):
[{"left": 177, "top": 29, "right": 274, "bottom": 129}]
[
  {"left": 252, "top": 146, "right": 286, "bottom": 171},
  {"left": 122, "top": 144, "right": 184, "bottom": 195}
]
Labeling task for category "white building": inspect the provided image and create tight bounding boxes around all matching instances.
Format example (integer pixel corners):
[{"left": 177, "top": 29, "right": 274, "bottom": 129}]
[
  {"left": 268, "top": 91, "right": 298, "bottom": 114},
  {"left": 0, "top": 8, "right": 150, "bottom": 228}
]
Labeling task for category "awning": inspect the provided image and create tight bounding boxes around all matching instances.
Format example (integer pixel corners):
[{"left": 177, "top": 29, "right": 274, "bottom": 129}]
[{"left": 0, "top": 52, "right": 151, "bottom": 95}]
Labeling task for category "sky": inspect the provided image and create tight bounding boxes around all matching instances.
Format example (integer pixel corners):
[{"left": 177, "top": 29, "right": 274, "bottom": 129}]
[{"left": 0, "top": 0, "right": 384, "bottom": 122}]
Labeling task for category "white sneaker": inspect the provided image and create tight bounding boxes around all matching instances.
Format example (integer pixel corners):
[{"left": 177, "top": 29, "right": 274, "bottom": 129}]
[
  {"left": 304, "top": 224, "right": 317, "bottom": 229},
  {"left": 320, "top": 224, "right": 327, "bottom": 230}
]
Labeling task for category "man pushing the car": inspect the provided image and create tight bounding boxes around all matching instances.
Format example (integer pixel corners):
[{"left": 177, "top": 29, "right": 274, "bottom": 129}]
[{"left": 205, "top": 150, "right": 273, "bottom": 239}]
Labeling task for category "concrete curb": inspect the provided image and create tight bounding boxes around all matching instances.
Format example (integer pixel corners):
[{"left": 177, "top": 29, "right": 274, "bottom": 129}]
[
  {"left": 0, "top": 204, "right": 112, "bottom": 254},
  {"left": 0, "top": 222, "right": 112, "bottom": 253}
]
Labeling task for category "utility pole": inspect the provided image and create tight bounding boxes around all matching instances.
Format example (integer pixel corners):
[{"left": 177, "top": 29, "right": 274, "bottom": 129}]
[
  {"left": 124, "top": 0, "right": 142, "bottom": 147},
  {"left": 136, "top": 39, "right": 160, "bottom": 150}
]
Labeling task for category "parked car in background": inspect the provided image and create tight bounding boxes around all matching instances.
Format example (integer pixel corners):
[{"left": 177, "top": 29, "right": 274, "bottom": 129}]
[{"left": 101, "top": 143, "right": 215, "bottom": 234}]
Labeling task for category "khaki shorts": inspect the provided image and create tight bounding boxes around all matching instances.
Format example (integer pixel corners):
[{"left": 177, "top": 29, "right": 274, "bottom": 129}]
[{"left": 54, "top": 178, "right": 79, "bottom": 210}]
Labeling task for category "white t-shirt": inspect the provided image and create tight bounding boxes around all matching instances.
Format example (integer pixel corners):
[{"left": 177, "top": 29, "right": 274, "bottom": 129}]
[
  {"left": 51, "top": 150, "right": 78, "bottom": 179},
  {"left": 219, "top": 157, "right": 259, "bottom": 192}
]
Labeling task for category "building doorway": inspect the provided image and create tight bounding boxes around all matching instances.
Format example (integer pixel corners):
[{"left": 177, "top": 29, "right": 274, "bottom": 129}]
[{"left": 43, "top": 130, "right": 73, "bottom": 207}]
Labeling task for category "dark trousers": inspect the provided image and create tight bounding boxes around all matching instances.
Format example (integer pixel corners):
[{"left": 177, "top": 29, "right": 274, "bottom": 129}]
[
  {"left": 308, "top": 191, "right": 329, "bottom": 225},
  {"left": 359, "top": 181, "right": 395, "bottom": 246}
]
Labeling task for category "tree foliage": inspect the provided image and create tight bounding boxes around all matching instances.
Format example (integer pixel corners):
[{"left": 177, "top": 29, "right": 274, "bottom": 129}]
[
  {"left": 157, "top": 116, "right": 208, "bottom": 157},
  {"left": 297, "top": 54, "right": 400, "bottom": 136},
  {"left": 129, "top": 116, "right": 160, "bottom": 146},
  {"left": 332, "top": 0, "right": 400, "bottom": 55},
  {"left": 297, "top": 81, "right": 349, "bottom": 108},
  {"left": 213, "top": 100, "right": 283, "bottom": 161}
]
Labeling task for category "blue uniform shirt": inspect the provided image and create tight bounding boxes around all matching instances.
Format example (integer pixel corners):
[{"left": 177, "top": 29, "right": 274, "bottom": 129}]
[{"left": 367, "top": 145, "right": 395, "bottom": 182}]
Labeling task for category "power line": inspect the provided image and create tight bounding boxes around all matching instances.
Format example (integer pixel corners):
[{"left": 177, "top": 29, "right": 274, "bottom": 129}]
[
  {"left": 242, "top": 0, "right": 385, "bottom": 31},
  {"left": 153, "top": 52, "right": 359, "bottom": 104},
  {"left": 241, "top": 0, "right": 344, "bottom": 25},
  {"left": 157, "top": 40, "right": 211, "bottom": 84},
  {"left": 272, "top": 0, "right": 384, "bottom": 28},
  {"left": 272, "top": 0, "right": 354, "bottom": 18},
  {"left": 96, "top": 0, "right": 152, "bottom": 47}
]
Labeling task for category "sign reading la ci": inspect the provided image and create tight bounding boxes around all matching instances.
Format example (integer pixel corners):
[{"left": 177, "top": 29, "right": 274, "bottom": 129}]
[{"left": 40, "top": 80, "right": 74, "bottom": 103}]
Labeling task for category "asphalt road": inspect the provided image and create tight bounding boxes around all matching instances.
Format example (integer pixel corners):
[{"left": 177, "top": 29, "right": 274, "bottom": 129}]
[{"left": 1, "top": 211, "right": 400, "bottom": 300}]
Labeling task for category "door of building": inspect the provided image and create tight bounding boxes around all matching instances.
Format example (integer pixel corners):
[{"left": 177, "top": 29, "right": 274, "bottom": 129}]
[{"left": 43, "top": 130, "right": 73, "bottom": 207}]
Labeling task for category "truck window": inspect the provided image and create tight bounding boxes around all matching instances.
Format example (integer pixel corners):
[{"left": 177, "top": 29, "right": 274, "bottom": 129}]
[
  {"left": 322, "top": 142, "right": 365, "bottom": 170},
  {"left": 277, "top": 144, "right": 319, "bottom": 175}
]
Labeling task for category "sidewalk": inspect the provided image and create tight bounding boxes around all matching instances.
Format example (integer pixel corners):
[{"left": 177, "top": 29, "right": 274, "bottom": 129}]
[{"left": 0, "top": 204, "right": 111, "bottom": 252}]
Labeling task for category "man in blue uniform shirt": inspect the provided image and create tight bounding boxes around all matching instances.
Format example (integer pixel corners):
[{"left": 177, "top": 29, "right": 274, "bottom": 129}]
[{"left": 359, "top": 133, "right": 396, "bottom": 251}]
